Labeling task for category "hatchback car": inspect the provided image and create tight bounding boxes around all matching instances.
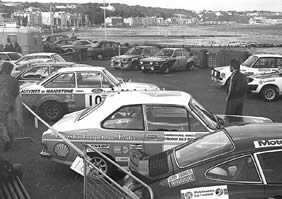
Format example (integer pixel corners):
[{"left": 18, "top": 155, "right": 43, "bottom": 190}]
[
  {"left": 111, "top": 46, "right": 160, "bottom": 70},
  {"left": 16, "top": 62, "right": 78, "bottom": 84},
  {"left": 211, "top": 54, "right": 282, "bottom": 87},
  {"left": 140, "top": 48, "right": 196, "bottom": 73},
  {"left": 60, "top": 39, "right": 97, "bottom": 53},
  {"left": 39, "top": 90, "right": 271, "bottom": 177},
  {"left": 123, "top": 123, "right": 282, "bottom": 199},
  {"left": 20, "top": 66, "right": 160, "bottom": 121}
]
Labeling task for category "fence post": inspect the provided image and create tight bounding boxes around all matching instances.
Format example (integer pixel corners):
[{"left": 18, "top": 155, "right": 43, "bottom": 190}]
[{"left": 83, "top": 144, "right": 87, "bottom": 199}]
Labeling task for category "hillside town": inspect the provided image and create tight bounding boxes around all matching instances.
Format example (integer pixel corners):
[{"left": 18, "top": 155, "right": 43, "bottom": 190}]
[{"left": 1, "top": 1, "right": 282, "bottom": 30}]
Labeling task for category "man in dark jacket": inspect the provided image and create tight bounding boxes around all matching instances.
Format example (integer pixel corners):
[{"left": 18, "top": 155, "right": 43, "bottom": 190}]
[
  {"left": 0, "top": 62, "right": 19, "bottom": 151},
  {"left": 225, "top": 59, "right": 247, "bottom": 115}
]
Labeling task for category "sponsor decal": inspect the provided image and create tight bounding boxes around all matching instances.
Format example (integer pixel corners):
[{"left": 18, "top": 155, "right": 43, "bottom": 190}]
[
  {"left": 45, "top": 89, "right": 74, "bottom": 94},
  {"left": 70, "top": 156, "right": 90, "bottom": 176},
  {"left": 259, "top": 79, "right": 275, "bottom": 84},
  {"left": 167, "top": 169, "right": 195, "bottom": 188},
  {"left": 180, "top": 185, "right": 229, "bottom": 199},
  {"left": 254, "top": 139, "right": 282, "bottom": 148},
  {"left": 53, "top": 142, "right": 70, "bottom": 158},
  {"left": 88, "top": 144, "right": 110, "bottom": 149},
  {"left": 115, "top": 157, "right": 129, "bottom": 162},
  {"left": 21, "top": 89, "right": 41, "bottom": 94},
  {"left": 114, "top": 146, "right": 122, "bottom": 154},
  {"left": 164, "top": 132, "right": 196, "bottom": 142}
]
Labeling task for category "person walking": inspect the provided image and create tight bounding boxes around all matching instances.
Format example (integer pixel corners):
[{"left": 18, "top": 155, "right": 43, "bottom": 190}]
[
  {"left": 0, "top": 62, "right": 20, "bottom": 151},
  {"left": 225, "top": 59, "right": 247, "bottom": 115},
  {"left": 3, "top": 38, "right": 15, "bottom": 52}
]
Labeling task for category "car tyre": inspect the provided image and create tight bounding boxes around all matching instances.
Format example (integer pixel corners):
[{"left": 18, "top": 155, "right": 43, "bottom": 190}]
[
  {"left": 88, "top": 153, "right": 115, "bottom": 179},
  {"left": 66, "top": 49, "right": 73, "bottom": 54},
  {"left": 261, "top": 85, "right": 278, "bottom": 102},
  {"left": 97, "top": 54, "right": 103, "bottom": 60},
  {"left": 40, "top": 101, "right": 64, "bottom": 121},
  {"left": 130, "top": 61, "right": 139, "bottom": 70},
  {"left": 161, "top": 64, "right": 171, "bottom": 74},
  {"left": 186, "top": 61, "right": 195, "bottom": 71}
]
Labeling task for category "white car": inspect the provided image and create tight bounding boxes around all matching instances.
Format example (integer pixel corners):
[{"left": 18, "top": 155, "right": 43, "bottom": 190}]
[
  {"left": 211, "top": 54, "right": 282, "bottom": 87},
  {"left": 20, "top": 66, "right": 160, "bottom": 121},
  {"left": 248, "top": 71, "right": 282, "bottom": 101}
]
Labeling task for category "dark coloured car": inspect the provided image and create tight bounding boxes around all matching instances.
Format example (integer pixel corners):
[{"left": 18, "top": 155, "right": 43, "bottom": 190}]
[
  {"left": 140, "top": 48, "right": 196, "bottom": 73},
  {"left": 123, "top": 123, "right": 282, "bottom": 199},
  {"left": 87, "top": 40, "right": 129, "bottom": 60},
  {"left": 60, "top": 39, "right": 97, "bottom": 53},
  {"left": 16, "top": 62, "right": 78, "bottom": 84},
  {"left": 111, "top": 46, "right": 160, "bottom": 70}
]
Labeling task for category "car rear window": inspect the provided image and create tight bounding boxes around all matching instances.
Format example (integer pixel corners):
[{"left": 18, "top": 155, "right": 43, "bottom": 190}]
[{"left": 175, "top": 131, "right": 234, "bottom": 167}]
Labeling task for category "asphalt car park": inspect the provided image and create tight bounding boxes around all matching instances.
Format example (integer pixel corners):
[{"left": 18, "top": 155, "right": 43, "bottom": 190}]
[{"left": 2, "top": 60, "right": 282, "bottom": 199}]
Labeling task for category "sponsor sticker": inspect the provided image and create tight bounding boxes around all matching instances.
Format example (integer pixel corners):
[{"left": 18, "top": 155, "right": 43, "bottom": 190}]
[
  {"left": 70, "top": 156, "right": 90, "bottom": 176},
  {"left": 167, "top": 169, "right": 195, "bottom": 188},
  {"left": 87, "top": 144, "right": 110, "bottom": 149},
  {"left": 254, "top": 139, "right": 282, "bottom": 148},
  {"left": 115, "top": 157, "right": 129, "bottom": 162},
  {"left": 181, "top": 185, "right": 229, "bottom": 199}
]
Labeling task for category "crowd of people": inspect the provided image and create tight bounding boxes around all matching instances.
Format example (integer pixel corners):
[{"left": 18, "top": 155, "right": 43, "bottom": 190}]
[{"left": 0, "top": 38, "right": 22, "bottom": 54}]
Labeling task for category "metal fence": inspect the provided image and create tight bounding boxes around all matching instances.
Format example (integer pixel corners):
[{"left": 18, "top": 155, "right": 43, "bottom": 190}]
[{"left": 22, "top": 102, "right": 153, "bottom": 199}]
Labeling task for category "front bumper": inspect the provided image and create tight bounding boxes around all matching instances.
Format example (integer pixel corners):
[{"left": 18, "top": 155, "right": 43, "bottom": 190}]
[
  {"left": 211, "top": 69, "right": 225, "bottom": 86},
  {"left": 141, "top": 64, "right": 162, "bottom": 72},
  {"left": 40, "top": 150, "right": 72, "bottom": 165},
  {"left": 111, "top": 60, "right": 131, "bottom": 69}
]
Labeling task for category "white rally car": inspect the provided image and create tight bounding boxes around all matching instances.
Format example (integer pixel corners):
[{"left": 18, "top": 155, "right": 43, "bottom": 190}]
[
  {"left": 211, "top": 54, "right": 282, "bottom": 87},
  {"left": 20, "top": 66, "right": 160, "bottom": 121},
  {"left": 248, "top": 71, "right": 282, "bottom": 101}
]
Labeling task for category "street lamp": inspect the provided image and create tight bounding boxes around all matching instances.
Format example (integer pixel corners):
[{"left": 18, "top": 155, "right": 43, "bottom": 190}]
[{"left": 103, "top": 0, "right": 107, "bottom": 39}]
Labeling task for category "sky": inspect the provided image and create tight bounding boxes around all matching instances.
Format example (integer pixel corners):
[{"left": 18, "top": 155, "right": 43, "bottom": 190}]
[{"left": 3, "top": 0, "right": 282, "bottom": 12}]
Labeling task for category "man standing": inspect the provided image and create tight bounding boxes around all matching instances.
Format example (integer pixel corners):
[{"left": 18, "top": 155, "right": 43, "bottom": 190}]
[
  {"left": 225, "top": 59, "right": 247, "bottom": 115},
  {"left": 0, "top": 62, "right": 19, "bottom": 151}
]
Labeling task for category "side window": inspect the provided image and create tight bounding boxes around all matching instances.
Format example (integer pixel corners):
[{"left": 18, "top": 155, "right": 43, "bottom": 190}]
[
  {"left": 111, "top": 43, "right": 119, "bottom": 48},
  {"left": 277, "top": 58, "right": 282, "bottom": 68},
  {"left": 253, "top": 58, "right": 276, "bottom": 69},
  {"left": 174, "top": 50, "right": 182, "bottom": 57},
  {"left": 257, "top": 150, "right": 282, "bottom": 184},
  {"left": 22, "top": 66, "right": 49, "bottom": 79},
  {"left": 143, "top": 48, "right": 151, "bottom": 56},
  {"left": 50, "top": 66, "right": 62, "bottom": 74},
  {"left": 0, "top": 54, "right": 8, "bottom": 61},
  {"left": 206, "top": 155, "right": 260, "bottom": 182},
  {"left": 145, "top": 106, "right": 204, "bottom": 132},
  {"left": 102, "top": 105, "right": 144, "bottom": 130},
  {"left": 76, "top": 72, "right": 112, "bottom": 88},
  {"left": 45, "top": 73, "right": 75, "bottom": 88}
]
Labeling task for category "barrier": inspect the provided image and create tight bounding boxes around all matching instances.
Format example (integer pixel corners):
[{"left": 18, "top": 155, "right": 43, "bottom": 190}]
[{"left": 22, "top": 102, "right": 153, "bottom": 199}]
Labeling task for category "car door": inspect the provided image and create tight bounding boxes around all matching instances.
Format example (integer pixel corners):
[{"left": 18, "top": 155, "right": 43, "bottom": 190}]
[
  {"left": 254, "top": 149, "right": 282, "bottom": 199},
  {"left": 143, "top": 105, "right": 208, "bottom": 156},
  {"left": 249, "top": 57, "right": 278, "bottom": 75},
  {"left": 173, "top": 50, "right": 185, "bottom": 70},
  {"left": 204, "top": 155, "right": 265, "bottom": 199},
  {"left": 74, "top": 71, "right": 115, "bottom": 110},
  {"left": 101, "top": 104, "right": 146, "bottom": 167}
]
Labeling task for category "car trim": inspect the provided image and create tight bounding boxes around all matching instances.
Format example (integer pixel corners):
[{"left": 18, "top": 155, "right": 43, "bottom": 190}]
[
  {"left": 253, "top": 148, "right": 282, "bottom": 185},
  {"left": 43, "top": 138, "right": 162, "bottom": 144},
  {"left": 204, "top": 154, "right": 263, "bottom": 184},
  {"left": 173, "top": 130, "right": 235, "bottom": 169}
]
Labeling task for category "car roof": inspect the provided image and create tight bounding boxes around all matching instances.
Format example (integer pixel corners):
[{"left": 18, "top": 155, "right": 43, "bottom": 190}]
[
  {"left": 33, "top": 62, "right": 76, "bottom": 66},
  {"left": 23, "top": 53, "right": 58, "bottom": 57},
  {"left": 57, "top": 66, "right": 105, "bottom": 72},
  {"left": 161, "top": 47, "right": 187, "bottom": 50},
  {"left": 226, "top": 123, "right": 282, "bottom": 152},
  {"left": 253, "top": 54, "right": 282, "bottom": 58},
  {"left": 104, "top": 90, "right": 191, "bottom": 107},
  {"left": 0, "top": 52, "right": 20, "bottom": 54}
]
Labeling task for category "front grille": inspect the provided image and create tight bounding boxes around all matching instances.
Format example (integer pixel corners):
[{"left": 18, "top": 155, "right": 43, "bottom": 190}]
[
  {"left": 149, "top": 151, "right": 169, "bottom": 177},
  {"left": 213, "top": 70, "right": 221, "bottom": 78}
]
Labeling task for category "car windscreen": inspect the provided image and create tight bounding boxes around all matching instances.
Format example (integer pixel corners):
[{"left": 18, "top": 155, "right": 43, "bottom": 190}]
[
  {"left": 157, "top": 49, "right": 173, "bottom": 57},
  {"left": 189, "top": 98, "right": 218, "bottom": 130},
  {"left": 241, "top": 55, "right": 258, "bottom": 67},
  {"left": 52, "top": 54, "right": 66, "bottom": 62},
  {"left": 8, "top": 53, "right": 22, "bottom": 60},
  {"left": 102, "top": 69, "right": 120, "bottom": 85},
  {"left": 175, "top": 131, "right": 234, "bottom": 167},
  {"left": 125, "top": 47, "right": 143, "bottom": 55}
]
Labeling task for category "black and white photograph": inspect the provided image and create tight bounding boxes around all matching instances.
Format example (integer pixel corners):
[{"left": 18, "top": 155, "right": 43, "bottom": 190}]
[{"left": 0, "top": 0, "right": 282, "bottom": 198}]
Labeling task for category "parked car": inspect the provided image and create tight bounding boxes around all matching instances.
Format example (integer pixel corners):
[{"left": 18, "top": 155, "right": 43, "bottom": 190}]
[
  {"left": 60, "top": 39, "right": 97, "bottom": 53},
  {"left": 140, "top": 48, "right": 196, "bottom": 73},
  {"left": 87, "top": 40, "right": 129, "bottom": 60},
  {"left": 111, "top": 46, "right": 160, "bottom": 70},
  {"left": 15, "top": 62, "right": 79, "bottom": 84},
  {"left": 247, "top": 70, "right": 282, "bottom": 101},
  {"left": 123, "top": 123, "right": 282, "bottom": 199},
  {"left": 0, "top": 52, "right": 22, "bottom": 63},
  {"left": 42, "top": 34, "right": 69, "bottom": 44},
  {"left": 211, "top": 54, "right": 282, "bottom": 87},
  {"left": 20, "top": 66, "right": 160, "bottom": 121},
  {"left": 39, "top": 90, "right": 271, "bottom": 177}
]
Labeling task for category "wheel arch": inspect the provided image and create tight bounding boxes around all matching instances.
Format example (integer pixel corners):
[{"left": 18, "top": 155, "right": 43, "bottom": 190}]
[{"left": 260, "top": 84, "right": 280, "bottom": 94}]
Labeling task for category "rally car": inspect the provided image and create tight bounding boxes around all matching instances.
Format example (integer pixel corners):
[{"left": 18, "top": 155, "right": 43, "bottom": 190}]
[
  {"left": 111, "top": 46, "right": 160, "bottom": 70},
  {"left": 123, "top": 123, "right": 282, "bottom": 199},
  {"left": 140, "top": 48, "right": 196, "bottom": 73},
  {"left": 247, "top": 71, "right": 282, "bottom": 101},
  {"left": 20, "top": 66, "right": 160, "bottom": 121},
  {"left": 39, "top": 90, "right": 271, "bottom": 177},
  {"left": 15, "top": 62, "right": 79, "bottom": 84},
  {"left": 211, "top": 54, "right": 282, "bottom": 87}
]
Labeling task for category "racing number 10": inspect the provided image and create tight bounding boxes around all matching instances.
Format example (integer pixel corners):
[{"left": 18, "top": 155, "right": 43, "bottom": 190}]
[{"left": 85, "top": 94, "right": 102, "bottom": 107}]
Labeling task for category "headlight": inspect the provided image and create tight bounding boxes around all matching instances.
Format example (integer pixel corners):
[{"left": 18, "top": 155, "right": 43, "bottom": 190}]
[
  {"left": 140, "top": 61, "right": 143, "bottom": 64},
  {"left": 221, "top": 73, "right": 226, "bottom": 78},
  {"left": 150, "top": 62, "right": 153, "bottom": 65}
]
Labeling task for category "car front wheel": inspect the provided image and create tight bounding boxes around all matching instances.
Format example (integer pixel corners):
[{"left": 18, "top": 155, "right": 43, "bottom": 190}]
[
  {"left": 161, "top": 64, "right": 171, "bottom": 74},
  {"left": 40, "top": 101, "right": 64, "bottom": 121},
  {"left": 261, "top": 85, "right": 278, "bottom": 102},
  {"left": 186, "top": 61, "right": 195, "bottom": 71}
]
